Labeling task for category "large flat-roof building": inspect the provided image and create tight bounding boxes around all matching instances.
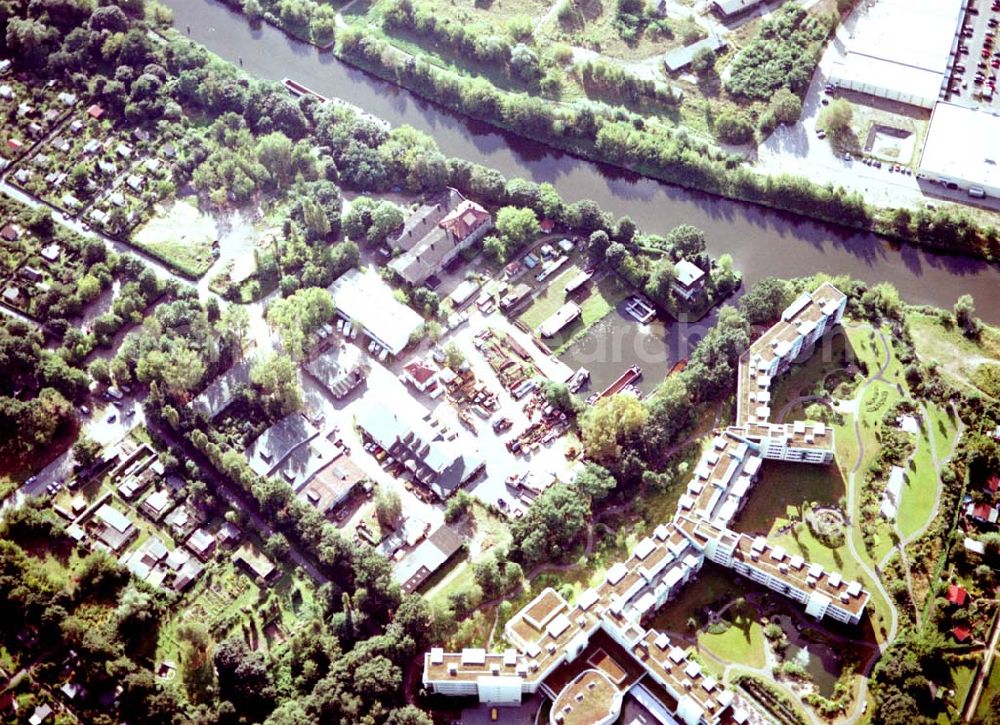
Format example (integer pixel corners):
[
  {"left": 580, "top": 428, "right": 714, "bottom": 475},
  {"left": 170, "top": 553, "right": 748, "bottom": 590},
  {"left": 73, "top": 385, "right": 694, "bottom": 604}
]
[
  {"left": 919, "top": 102, "right": 1000, "bottom": 197},
  {"left": 828, "top": 0, "right": 964, "bottom": 109},
  {"left": 422, "top": 283, "right": 868, "bottom": 720},
  {"left": 328, "top": 268, "right": 423, "bottom": 356}
]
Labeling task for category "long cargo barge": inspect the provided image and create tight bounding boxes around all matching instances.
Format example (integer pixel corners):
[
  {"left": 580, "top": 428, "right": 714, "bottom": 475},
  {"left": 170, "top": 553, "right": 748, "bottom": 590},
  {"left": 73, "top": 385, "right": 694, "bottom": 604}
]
[{"left": 586, "top": 365, "right": 642, "bottom": 404}]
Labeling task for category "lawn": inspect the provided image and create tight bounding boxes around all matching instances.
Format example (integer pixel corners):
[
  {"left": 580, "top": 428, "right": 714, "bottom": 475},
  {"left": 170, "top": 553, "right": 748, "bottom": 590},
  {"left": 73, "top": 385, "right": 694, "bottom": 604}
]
[
  {"left": 975, "top": 656, "right": 1000, "bottom": 722},
  {"left": 649, "top": 565, "right": 744, "bottom": 633},
  {"left": 698, "top": 603, "right": 766, "bottom": 670},
  {"left": 926, "top": 402, "right": 959, "bottom": 464},
  {"left": 133, "top": 197, "right": 217, "bottom": 278},
  {"left": 518, "top": 265, "right": 589, "bottom": 330},
  {"left": 519, "top": 272, "right": 629, "bottom": 354},
  {"left": 425, "top": 557, "right": 474, "bottom": 610},
  {"left": 845, "top": 323, "right": 889, "bottom": 378},
  {"left": 939, "top": 658, "right": 980, "bottom": 725},
  {"left": 896, "top": 432, "right": 939, "bottom": 541},
  {"left": 733, "top": 460, "right": 846, "bottom": 536},
  {"left": 768, "top": 328, "right": 852, "bottom": 416}
]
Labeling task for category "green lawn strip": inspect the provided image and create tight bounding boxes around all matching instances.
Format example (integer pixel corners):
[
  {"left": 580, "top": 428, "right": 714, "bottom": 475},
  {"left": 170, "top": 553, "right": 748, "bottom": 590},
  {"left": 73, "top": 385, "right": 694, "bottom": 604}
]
[
  {"left": 938, "top": 658, "right": 980, "bottom": 724},
  {"left": 927, "top": 402, "right": 959, "bottom": 463},
  {"left": 523, "top": 273, "right": 629, "bottom": 354},
  {"left": 845, "top": 324, "right": 886, "bottom": 376},
  {"left": 896, "top": 435, "right": 938, "bottom": 541},
  {"left": 425, "top": 558, "right": 474, "bottom": 610},
  {"left": 974, "top": 656, "right": 1000, "bottom": 722}
]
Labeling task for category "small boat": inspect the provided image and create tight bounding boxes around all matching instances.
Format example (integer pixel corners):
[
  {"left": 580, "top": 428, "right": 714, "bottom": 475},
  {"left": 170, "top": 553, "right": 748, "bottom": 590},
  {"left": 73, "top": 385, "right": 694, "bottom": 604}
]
[{"left": 668, "top": 359, "right": 688, "bottom": 377}]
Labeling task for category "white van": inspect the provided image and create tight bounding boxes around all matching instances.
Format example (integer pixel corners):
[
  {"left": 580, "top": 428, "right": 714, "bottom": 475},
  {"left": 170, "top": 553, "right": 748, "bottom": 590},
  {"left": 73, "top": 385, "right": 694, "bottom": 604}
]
[{"left": 968, "top": 186, "right": 987, "bottom": 199}]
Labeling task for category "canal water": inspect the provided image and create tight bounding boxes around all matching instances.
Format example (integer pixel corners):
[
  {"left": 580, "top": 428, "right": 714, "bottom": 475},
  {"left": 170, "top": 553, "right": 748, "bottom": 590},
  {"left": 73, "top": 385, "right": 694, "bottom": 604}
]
[{"left": 165, "top": 0, "right": 1000, "bottom": 389}]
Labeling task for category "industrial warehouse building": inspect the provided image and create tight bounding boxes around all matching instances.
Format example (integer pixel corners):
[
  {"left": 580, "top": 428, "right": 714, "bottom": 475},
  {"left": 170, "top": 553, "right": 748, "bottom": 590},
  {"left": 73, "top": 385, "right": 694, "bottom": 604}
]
[
  {"left": 828, "top": 0, "right": 965, "bottom": 109},
  {"left": 919, "top": 102, "right": 1000, "bottom": 198}
]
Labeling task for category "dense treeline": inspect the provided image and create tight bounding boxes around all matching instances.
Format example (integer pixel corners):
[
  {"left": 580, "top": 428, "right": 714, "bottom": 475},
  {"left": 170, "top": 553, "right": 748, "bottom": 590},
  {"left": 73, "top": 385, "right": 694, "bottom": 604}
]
[{"left": 188, "top": 0, "right": 1000, "bottom": 260}]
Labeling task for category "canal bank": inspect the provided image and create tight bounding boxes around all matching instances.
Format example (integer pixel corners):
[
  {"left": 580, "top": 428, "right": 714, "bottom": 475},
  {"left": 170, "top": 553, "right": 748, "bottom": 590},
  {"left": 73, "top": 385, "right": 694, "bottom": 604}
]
[{"left": 164, "top": 0, "right": 1000, "bottom": 326}]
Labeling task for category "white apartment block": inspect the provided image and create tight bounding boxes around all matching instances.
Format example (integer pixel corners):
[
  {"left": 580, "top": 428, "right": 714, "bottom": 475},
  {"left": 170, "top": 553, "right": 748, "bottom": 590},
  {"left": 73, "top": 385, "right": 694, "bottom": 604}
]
[{"left": 422, "top": 283, "right": 868, "bottom": 721}]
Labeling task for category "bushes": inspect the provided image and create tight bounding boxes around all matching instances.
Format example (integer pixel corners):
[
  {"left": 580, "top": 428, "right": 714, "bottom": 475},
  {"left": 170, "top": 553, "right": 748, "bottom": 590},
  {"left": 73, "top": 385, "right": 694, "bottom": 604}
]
[
  {"left": 725, "top": 5, "right": 833, "bottom": 101},
  {"left": 714, "top": 108, "right": 754, "bottom": 145}
]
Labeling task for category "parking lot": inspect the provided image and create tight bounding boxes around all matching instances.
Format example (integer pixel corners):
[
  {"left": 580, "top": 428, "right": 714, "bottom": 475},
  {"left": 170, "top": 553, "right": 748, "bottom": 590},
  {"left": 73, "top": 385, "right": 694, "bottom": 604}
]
[{"left": 945, "top": 0, "right": 1000, "bottom": 108}]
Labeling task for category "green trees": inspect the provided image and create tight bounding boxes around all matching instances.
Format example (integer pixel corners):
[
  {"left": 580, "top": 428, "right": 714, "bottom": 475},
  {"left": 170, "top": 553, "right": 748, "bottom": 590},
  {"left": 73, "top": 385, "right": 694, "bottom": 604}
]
[
  {"left": 214, "top": 637, "right": 277, "bottom": 717},
  {"left": 473, "top": 552, "right": 522, "bottom": 599},
  {"left": 666, "top": 224, "right": 707, "bottom": 258},
  {"left": 580, "top": 394, "right": 649, "bottom": 465},
  {"left": 644, "top": 258, "right": 675, "bottom": 305},
  {"left": 266, "top": 287, "right": 334, "bottom": 359},
  {"left": 690, "top": 47, "right": 716, "bottom": 78},
  {"left": 954, "top": 294, "right": 981, "bottom": 339},
  {"left": 572, "top": 463, "right": 617, "bottom": 503},
  {"left": 819, "top": 98, "right": 854, "bottom": 144},
  {"left": 715, "top": 108, "right": 754, "bottom": 145},
  {"left": 510, "top": 482, "right": 590, "bottom": 566},
  {"left": 73, "top": 435, "right": 103, "bottom": 469},
  {"left": 725, "top": 5, "right": 831, "bottom": 100},
  {"left": 492, "top": 205, "right": 540, "bottom": 262},
  {"left": 770, "top": 88, "right": 803, "bottom": 125},
  {"left": 374, "top": 485, "right": 402, "bottom": 529},
  {"left": 250, "top": 353, "right": 303, "bottom": 415},
  {"left": 343, "top": 197, "right": 404, "bottom": 247},
  {"left": 739, "top": 277, "right": 793, "bottom": 324},
  {"left": 640, "top": 374, "right": 691, "bottom": 458}
]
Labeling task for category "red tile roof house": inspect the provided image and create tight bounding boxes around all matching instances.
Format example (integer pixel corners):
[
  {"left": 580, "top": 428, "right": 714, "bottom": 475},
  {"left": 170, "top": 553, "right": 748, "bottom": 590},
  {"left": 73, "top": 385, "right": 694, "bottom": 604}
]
[
  {"left": 86, "top": 103, "right": 104, "bottom": 119},
  {"left": 951, "top": 625, "right": 972, "bottom": 643},
  {"left": 986, "top": 474, "right": 1000, "bottom": 495},
  {"left": 967, "top": 501, "right": 1000, "bottom": 524},
  {"left": 946, "top": 584, "right": 968, "bottom": 607},
  {"left": 388, "top": 188, "right": 493, "bottom": 286},
  {"left": 403, "top": 359, "right": 439, "bottom": 393}
]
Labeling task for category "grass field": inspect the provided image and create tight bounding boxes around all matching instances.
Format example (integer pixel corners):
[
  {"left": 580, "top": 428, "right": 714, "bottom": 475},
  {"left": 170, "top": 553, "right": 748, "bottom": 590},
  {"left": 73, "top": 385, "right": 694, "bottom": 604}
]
[
  {"left": 519, "top": 272, "right": 629, "bottom": 354},
  {"left": 699, "top": 603, "right": 766, "bottom": 670},
  {"left": 927, "top": 402, "right": 959, "bottom": 463},
  {"left": 940, "top": 658, "right": 980, "bottom": 724},
  {"left": 133, "top": 198, "right": 217, "bottom": 278},
  {"left": 650, "top": 565, "right": 743, "bottom": 633},
  {"left": 896, "top": 429, "right": 939, "bottom": 541},
  {"left": 734, "top": 460, "right": 846, "bottom": 536},
  {"left": 910, "top": 311, "right": 1000, "bottom": 397}
]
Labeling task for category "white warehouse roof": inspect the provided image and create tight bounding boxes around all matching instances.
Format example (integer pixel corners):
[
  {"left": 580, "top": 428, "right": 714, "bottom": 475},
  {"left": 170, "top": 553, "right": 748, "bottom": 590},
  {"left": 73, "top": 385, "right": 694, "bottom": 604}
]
[
  {"left": 829, "top": 0, "right": 964, "bottom": 109},
  {"left": 328, "top": 268, "right": 423, "bottom": 356},
  {"left": 920, "top": 102, "right": 1000, "bottom": 192}
]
